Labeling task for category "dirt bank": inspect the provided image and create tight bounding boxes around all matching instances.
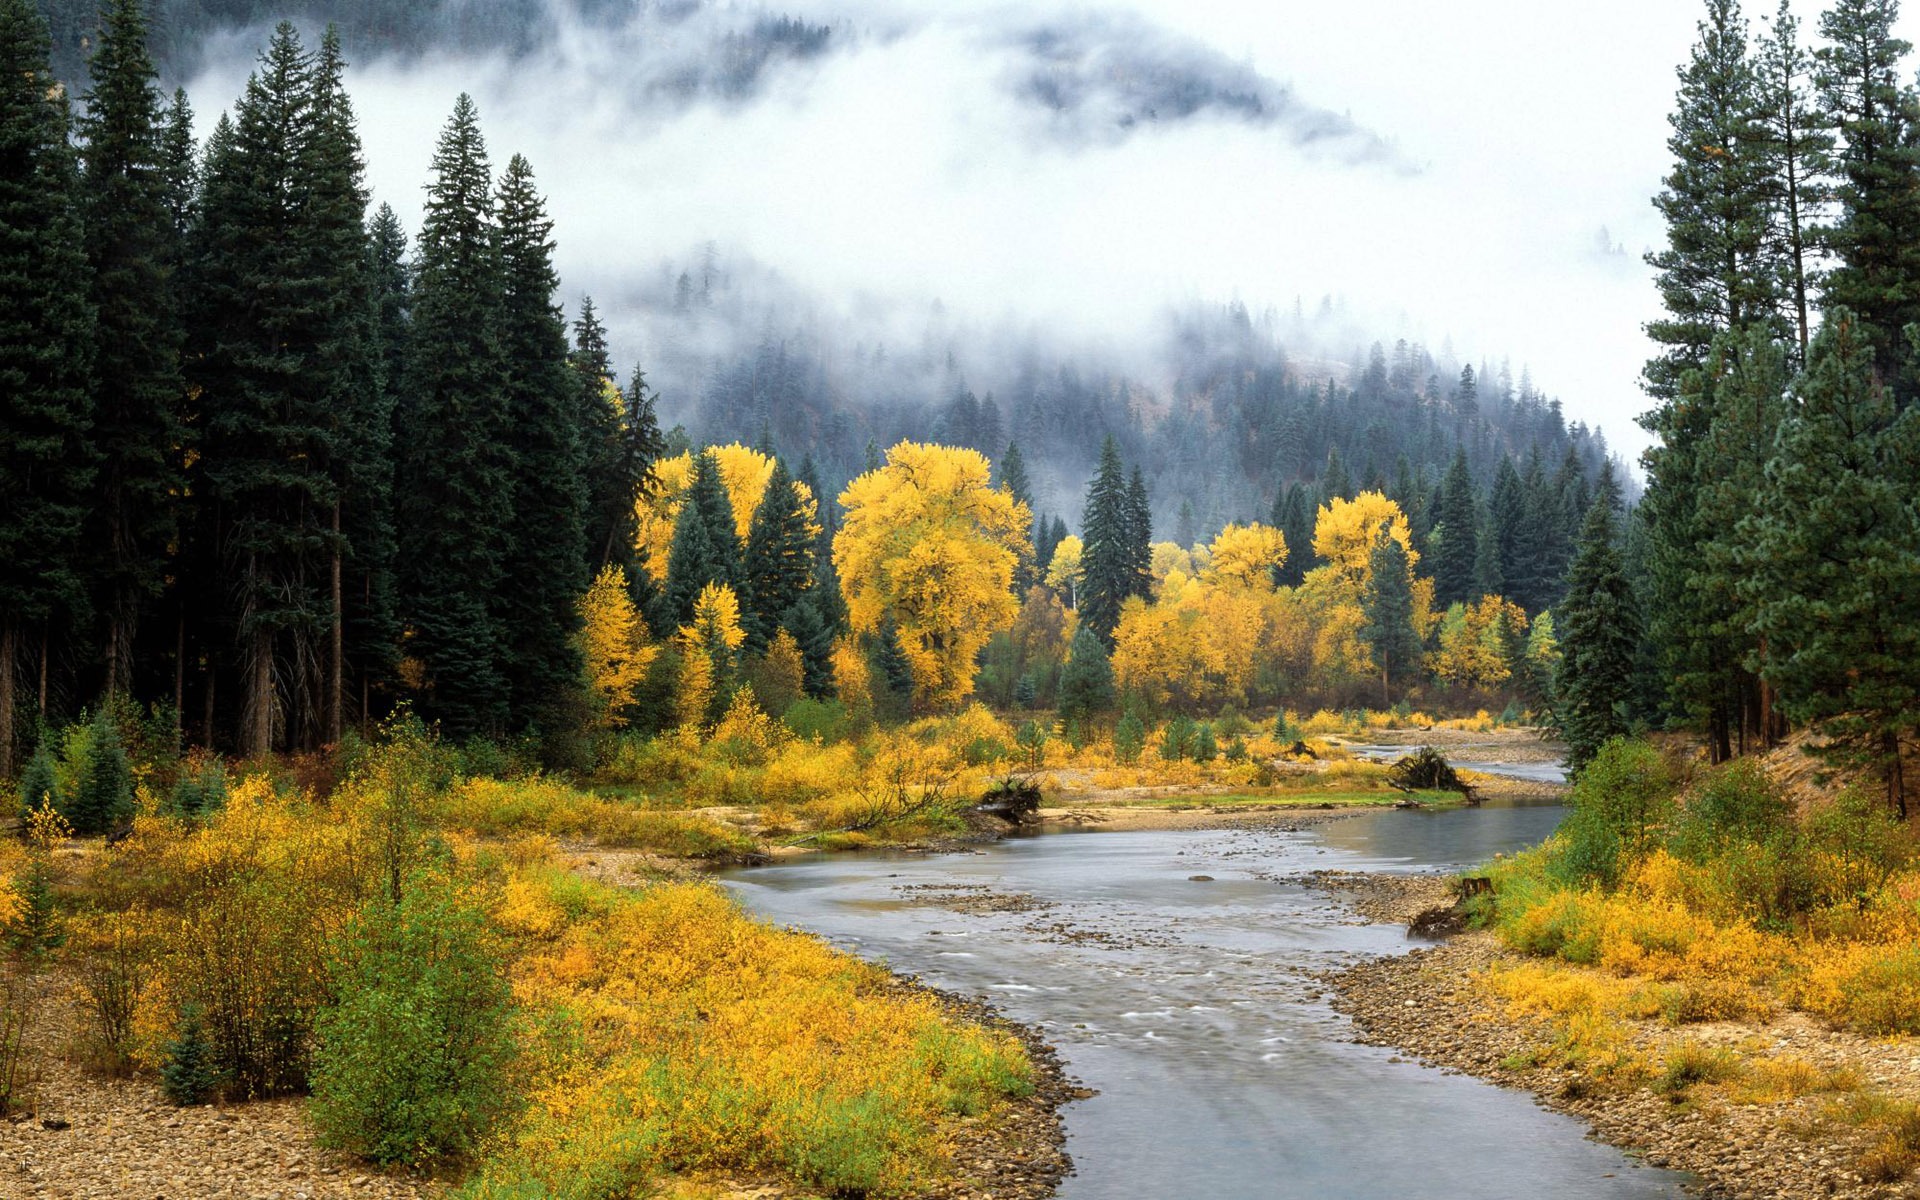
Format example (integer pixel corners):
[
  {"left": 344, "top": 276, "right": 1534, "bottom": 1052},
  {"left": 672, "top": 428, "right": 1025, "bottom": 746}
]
[{"left": 1323, "top": 913, "right": 1920, "bottom": 1200}]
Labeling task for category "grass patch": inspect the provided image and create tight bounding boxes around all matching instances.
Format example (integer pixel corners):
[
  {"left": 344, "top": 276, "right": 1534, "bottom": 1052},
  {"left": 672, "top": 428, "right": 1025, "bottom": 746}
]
[
  {"left": 1654, "top": 1039, "right": 1743, "bottom": 1100},
  {"left": 443, "top": 778, "right": 759, "bottom": 859}
]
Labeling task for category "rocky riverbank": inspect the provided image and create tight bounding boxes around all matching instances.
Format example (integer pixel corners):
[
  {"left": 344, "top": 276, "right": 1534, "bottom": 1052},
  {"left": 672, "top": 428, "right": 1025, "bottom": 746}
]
[{"left": 1323, "top": 909, "right": 1920, "bottom": 1200}]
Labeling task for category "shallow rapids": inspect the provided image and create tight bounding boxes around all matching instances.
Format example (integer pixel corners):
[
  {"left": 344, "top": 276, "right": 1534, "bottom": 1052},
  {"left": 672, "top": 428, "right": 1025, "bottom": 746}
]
[{"left": 720, "top": 800, "right": 1687, "bottom": 1199}]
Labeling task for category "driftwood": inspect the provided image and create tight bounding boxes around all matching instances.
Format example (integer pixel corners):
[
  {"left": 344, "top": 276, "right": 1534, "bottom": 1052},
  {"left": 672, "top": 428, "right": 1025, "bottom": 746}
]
[
  {"left": 975, "top": 774, "right": 1043, "bottom": 824},
  {"left": 1387, "top": 746, "right": 1481, "bottom": 805}
]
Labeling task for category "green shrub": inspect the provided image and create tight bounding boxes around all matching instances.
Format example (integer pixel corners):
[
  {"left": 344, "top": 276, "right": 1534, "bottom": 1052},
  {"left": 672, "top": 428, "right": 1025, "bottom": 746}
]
[
  {"left": 311, "top": 876, "right": 517, "bottom": 1166},
  {"left": 1160, "top": 716, "right": 1196, "bottom": 762},
  {"left": 1655, "top": 1040, "right": 1742, "bottom": 1097},
  {"left": 783, "top": 698, "right": 850, "bottom": 744},
  {"left": 1191, "top": 722, "right": 1218, "bottom": 764},
  {"left": 1554, "top": 738, "right": 1676, "bottom": 887},
  {"left": 1114, "top": 713, "right": 1146, "bottom": 765},
  {"left": 161, "top": 1008, "right": 221, "bottom": 1106},
  {"left": 64, "top": 709, "right": 133, "bottom": 835},
  {"left": 169, "top": 752, "right": 229, "bottom": 820},
  {"left": 15, "top": 747, "right": 56, "bottom": 820},
  {"left": 1804, "top": 785, "right": 1912, "bottom": 907},
  {"left": 1668, "top": 759, "right": 1790, "bottom": 861}
]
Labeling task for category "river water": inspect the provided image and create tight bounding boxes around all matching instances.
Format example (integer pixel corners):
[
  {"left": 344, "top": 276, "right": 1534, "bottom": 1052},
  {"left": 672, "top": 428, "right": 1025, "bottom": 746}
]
[{"left": 720, "top": 780, "right": 1688, "bottom": 1199}]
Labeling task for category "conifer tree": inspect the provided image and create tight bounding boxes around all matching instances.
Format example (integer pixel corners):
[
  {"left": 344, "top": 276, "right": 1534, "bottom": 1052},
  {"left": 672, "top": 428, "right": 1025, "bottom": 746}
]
[
  {"left": 1318, "top": 447, "right": 1352, "bottom": 508},
  {"left": 1644, "top": 0, "right": 1774, "bottom": 403},
  {"left": 192, "top": 24, "right": 337, "bottom": 752},
  {"left": 494, "top": 152, "right": 588, "bottom": 736},
  {"left": 1125, "top": 467, "right": 1153, "bottom": 600},
  {"left": 742, "top": 460, "right": 815, "bottom": 651},
  {"left": 1472, "top": 499, "right": 1505, "bottom": 600},
  {"left": 797, "top": 454, "right": 847, "bottom": 634},
  {"left": 0, "top": 0, "right": 95, "bottom": 771},
  {"left": 613, "top": 366, "right": 667, "bottom": 604},
  {"left": 396, "top": 94, "right": 511, "bottom": 738},
  {"left": 1058, "top": 626, "right": 1115, "bottom": 723},
  {"left": 1555, "top": 467, "right": 1643, "bottom": 776},
  {"left": 1360, "top": 526, "right": 1423, "bottom": 705},
  {"left": 309, "top": 27, "right": 382, "bottom": 745},
  {"left": 157, "top": 87, "right": 195, "bottom": 248},
  {"left": 1430, "top": 449, "right": 1479, "bottom": 607},
  {"left": 1270, "top": 483, "right": 1315, "bottom": 587},
  {"left": 80, "top": 0, "right": 185, "bottom": 697},
  {"left": 998, "top": 441, "right": 1036, "bottom": 593},
  {"left": 1738, "top": 311, "right": 1920, "bottom": 815},
  {"left": 662, "top": 450, "right": 739, "bottom": 630},
  {"left": 1814, "top": 0, "right": 1920, "bottom": 382},
  {"left": 1077, "top": 437, "right": 1133, "bottom": 647},
  {"left": 1754, "top": 0, "right": 1832, "bottom": 359},
  {"left": 781, "top": 599, "right": 835, "bottom": 699}
]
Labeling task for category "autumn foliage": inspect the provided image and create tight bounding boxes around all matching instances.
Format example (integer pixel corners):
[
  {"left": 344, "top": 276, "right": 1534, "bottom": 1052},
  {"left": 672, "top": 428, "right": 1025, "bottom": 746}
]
[{"left": 834, "top": 443, "right": 1031, "bottom": 711}]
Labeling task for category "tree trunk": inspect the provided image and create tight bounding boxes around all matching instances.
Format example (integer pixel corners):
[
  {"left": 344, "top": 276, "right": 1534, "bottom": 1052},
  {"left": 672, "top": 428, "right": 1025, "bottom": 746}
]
[
  {"left": 330, "top": 501, "right": 344, "bottom": 747},
  {"left": 105, "top": 595, "right": 136, "bottom": 700},
  {"left": 38, "top": 626, "right": 48, "bottom": 720},
  {"left": 0, "top": 618, "right": 16, "bottom": 776},
  {"left": 247, "top": 630, "right": 274, "bottom": 758},
  {"left": 174, "top": 616, "right": 186, "bottom": 747},
  {"left": 1887, "top": 729, "right": 1908, "bottom": 822}
]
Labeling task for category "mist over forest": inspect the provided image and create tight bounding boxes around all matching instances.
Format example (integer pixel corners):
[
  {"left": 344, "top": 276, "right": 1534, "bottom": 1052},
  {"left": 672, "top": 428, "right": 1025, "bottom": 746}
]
[{"left": 33, "top": 0, "right": 1622, "bottom": 534}]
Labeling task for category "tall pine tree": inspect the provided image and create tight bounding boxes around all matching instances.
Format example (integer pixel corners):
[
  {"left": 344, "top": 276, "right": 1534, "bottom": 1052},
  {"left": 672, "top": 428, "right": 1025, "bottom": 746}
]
[
  {"left": 1555, "top": 466, "right": 1642, "bottom": 776},
  {"left": 1430, "top": 449, "right": 1479, "bottom": 607},
  {"left": 0, "top": 0, "right": 94, "bottom": 771},
  {"left": 742, "top": 459, "right": 816, "bottom": 652},
  {"left": 494, "top": 152, "right": 589, "bottom": 737},
  {"left": 1814, "top": 0, "right": 1920, "bottom": 384},
  {"left": 396, "top": 94, "right": 511, "bottom": 738},
  {"left": 79, "top": 0, "right": 184, "bottom": 698},
  {"left": 1077, "top": 437, "right": 1133, "bottom": 648},
  {"left": 1360, "top": 526, "right": 1423, "bottom": 706},
  {"left": 1738, "top": 311, "right": 1920, "bottom": 815}
]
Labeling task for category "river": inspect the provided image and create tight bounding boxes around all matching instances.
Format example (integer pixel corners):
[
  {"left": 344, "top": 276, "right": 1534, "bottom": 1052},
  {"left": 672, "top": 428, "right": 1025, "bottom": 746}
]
[{"left": 719, "top": 775, "right": 1688, "bottom": 1199}]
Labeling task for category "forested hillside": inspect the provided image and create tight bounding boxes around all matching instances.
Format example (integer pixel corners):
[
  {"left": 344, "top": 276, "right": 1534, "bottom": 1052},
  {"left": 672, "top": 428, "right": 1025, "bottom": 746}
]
[{"left": 0, "top": 0, "right": 1627, "bottom": 773}]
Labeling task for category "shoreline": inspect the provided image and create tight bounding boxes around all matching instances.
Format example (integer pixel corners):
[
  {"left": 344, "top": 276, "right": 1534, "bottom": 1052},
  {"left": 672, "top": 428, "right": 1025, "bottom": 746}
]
[{"left": 1321, "top": 893, "right": 1918, "bottom": 1200}]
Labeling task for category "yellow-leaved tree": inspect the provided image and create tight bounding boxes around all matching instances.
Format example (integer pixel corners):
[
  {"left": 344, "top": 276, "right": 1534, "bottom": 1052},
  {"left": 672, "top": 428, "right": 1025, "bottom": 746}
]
[
  {"left": 1044, "top": 534, "right": 1083, "bottom": 607},
  {"left": 677, "top": 582, "right": 746, "bottom": 727},
  {"left": 1111, "top": 523, "right": 1285, "bottom": 709},
  {"left": 834, "top": 443, "right": 1032, "bottom": 711},
  {"left": 1312, "top": 492, "right": 1414, "bottom": 583},
  {"left": 576, "top": 565, "right": 657, "bottom": 728},
  {"left": 1204, "top": 522, "right": 1288, "bottom": 589},
  {"left": 1300, "top": 492, "right": 1435, "bottom": 685},
  {"left": 633, "top": 445, "right": 818, "bottom": 582},
  {"left": 1433, "top": 596, "right": 1529, "bottom": 690}
]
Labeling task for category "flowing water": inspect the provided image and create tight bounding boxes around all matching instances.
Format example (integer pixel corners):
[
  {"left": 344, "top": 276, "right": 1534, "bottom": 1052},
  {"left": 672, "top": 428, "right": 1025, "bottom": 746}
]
[{"left": 720, "top": 770, "right": 1686, "bottom": 1200}]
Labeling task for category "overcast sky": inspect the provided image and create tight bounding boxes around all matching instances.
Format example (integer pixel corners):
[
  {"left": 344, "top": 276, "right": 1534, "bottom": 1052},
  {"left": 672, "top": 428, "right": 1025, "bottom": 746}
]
[{"left": 189, "top": 0, "right": 1920, "bottom": 462}]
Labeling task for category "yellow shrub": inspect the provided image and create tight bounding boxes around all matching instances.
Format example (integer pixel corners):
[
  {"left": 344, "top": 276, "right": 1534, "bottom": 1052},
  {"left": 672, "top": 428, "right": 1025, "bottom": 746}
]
[
  {"left": 709, "top": 689, "right": 787, "bottom": 766},
  {"left": 471, "top": 880, "right": 1031, "bottom": 1198},
  {"left": 760, "top": 742, "right": 860, "bottom": 807},
  {"left": 442, "top": 778, "right": 755, "bottom": 858}
]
